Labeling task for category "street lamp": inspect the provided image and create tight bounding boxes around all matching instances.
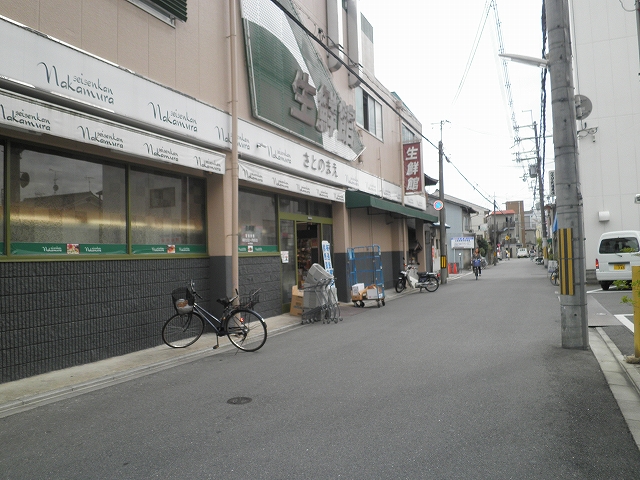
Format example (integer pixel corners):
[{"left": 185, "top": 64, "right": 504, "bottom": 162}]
[{"left": 499, "top": 0, "right": 588, "bottom": 349}]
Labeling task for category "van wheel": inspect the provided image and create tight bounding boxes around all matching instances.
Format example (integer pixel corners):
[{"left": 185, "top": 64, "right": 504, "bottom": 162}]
[{"left": 600, "top": 282, "right": 611, "bottom": 291}]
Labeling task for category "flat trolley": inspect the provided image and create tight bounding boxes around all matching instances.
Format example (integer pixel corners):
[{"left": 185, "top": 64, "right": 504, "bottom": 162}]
[{"left": 347, "top": 245, "right": 385, "bottom": 308}]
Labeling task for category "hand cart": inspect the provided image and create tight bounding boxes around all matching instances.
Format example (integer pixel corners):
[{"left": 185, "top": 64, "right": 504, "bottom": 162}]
[{"left": 347, "top": 245, "right": 386, "bottom": 308}]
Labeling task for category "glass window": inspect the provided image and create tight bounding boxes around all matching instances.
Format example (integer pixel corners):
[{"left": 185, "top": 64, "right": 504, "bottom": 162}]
[
  {"left": 355, "top": 87, "right": 383, "bottom": 139},
  {"left": 9, "top": 145, "right": 127, "bottom": 255},
  {"left": 599, "top": 237, "right": 640, "bottom": 254},
  {"left": 374, "top": 102, "right": 383, "bottom": 139},
  {"left": 279, "top": 196, "right": 307, "bottom": 215},
  {"left": 355, "top": 87, "right": 364, "bottom": 126},
  {"left": 239, "top": 189, "right": 277, "bottom": 253},
  {"left": 402, "top": 125, "right": 420, "bottom": 143},
  {"left": 130, "top": 169, "right": 205, "bottom": 254},
  {"left": 308, "top": 200, "right": 331, "bottom": 218}
]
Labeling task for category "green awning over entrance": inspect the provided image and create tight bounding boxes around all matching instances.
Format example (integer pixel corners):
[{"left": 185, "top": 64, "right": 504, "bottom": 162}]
[{"left": 345, "top": 190, "right": 438, "bottom": 223}]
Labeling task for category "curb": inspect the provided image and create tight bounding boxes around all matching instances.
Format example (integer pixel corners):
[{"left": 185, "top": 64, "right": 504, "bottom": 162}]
[
  {"left": 0, "top": 321, "right": 301, "bottom": 418},
  {"left": 591, "top": 327, "right": 640, "bottom": 450}
]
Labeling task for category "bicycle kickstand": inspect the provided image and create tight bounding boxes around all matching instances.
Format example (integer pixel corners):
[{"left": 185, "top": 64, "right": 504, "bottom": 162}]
[{"left": 212, "top": 336, "right": 220, "bottom": 350}]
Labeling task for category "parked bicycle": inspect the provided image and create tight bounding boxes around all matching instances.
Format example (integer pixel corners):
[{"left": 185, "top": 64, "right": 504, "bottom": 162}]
[
  {"left": 162, "top": 281, "right": 267, "bottom": 352},
  {"left": 550, "top": 266, "right": 559, "bottom": 286}
]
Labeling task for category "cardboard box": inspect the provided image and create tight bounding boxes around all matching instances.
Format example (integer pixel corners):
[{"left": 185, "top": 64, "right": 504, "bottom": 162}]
[
  {"left": 351, "top": 283, "right": 365, "bottom": 296},
  {"left": 290, "top": 286, "right": 304, "bottom": 316},
  {"left": 366, "top": 285, "right": 382, "bottom": 299}
]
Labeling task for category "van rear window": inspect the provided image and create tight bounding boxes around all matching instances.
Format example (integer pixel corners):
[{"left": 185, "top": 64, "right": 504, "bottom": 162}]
[{"left": 599, "top": 237, "right": 640, "bottom": 254}]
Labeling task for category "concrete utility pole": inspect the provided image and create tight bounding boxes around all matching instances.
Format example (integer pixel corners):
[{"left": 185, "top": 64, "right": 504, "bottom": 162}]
[
  {"left": 546, "top": 0, "right": 588, "bottom": 348},
  {"left": 438, "top": 139, "right": 448, "bottom": 284},
  {"left": 533, "top": 121, "right": 548, "bottom": 239}
]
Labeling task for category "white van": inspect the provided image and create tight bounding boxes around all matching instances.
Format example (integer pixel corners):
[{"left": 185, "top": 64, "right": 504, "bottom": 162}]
[{"left": 595, "top": 231, "right": 640, "bottom": 290}]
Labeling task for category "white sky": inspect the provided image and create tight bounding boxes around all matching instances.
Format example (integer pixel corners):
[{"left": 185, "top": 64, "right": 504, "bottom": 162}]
[{"left": 359, "top": 0, "right": 552, "bottom": 212}]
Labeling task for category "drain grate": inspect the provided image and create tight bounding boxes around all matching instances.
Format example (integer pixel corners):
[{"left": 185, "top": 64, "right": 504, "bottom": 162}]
[{"left": 227, "top": 397, "right": 252, "bottom": 405}]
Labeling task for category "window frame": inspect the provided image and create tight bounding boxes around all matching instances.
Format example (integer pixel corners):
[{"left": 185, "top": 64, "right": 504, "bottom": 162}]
[
  {"left": 355, "top": 87, "right": 383, "bottom": 140},
  {"left": 0, "top": 140, "right": 207, "bottom": 259}
]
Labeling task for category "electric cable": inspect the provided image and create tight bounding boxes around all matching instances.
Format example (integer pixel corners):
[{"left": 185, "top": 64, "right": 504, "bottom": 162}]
[{"left": 452, "top": 0, "right": 492, "bottom": 105}]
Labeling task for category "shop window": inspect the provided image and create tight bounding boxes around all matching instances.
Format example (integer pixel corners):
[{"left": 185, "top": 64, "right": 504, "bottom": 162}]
[
  {"left": 9, "top": 145, "right": 127, "bottom": 255},
  {"left": 239, "top": 189, "right": 277, "bottom": 253},
  {"left": 3, "top": 143, "right": 206, "bottom": 257},
  {"left": 309, "top": 200, "right": 331, "bottom": 218},
  {"left": 280, "top": 195, "right": 331, "bottom": 218},
  {"left": 279, "top": 196, "right": 307, "bottom": 215},
  {"left": 130, "top": 169, "right": 205, "bottom": 254}
]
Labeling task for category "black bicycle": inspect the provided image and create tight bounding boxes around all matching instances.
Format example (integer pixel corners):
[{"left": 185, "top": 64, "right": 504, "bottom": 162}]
[
  {"left": 162, "top": 281, "right": 267, "bottom": 352},
  {"left": 550, "top": 267, "right": 559, "bottom": 286}
]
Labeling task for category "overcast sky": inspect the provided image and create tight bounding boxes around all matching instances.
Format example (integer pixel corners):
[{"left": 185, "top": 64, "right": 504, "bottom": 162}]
[{"left": 360, "top": 0, "right": 551, "bottom": 212}]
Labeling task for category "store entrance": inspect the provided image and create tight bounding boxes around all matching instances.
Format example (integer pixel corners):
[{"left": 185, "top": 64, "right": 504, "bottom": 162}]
[{"left": 296, "top": 222, "right": 319, "bottom": 287}]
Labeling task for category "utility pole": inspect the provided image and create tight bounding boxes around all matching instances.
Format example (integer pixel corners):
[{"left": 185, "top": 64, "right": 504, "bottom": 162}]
[
  {"left": 438, "top": 139, "right": 447, "bottom": 284},
  {"left": 533, "top": 121, "right": 547, "bottom": 240},
  {"left": 546, "top": 0, "right": 588, "bottom": 348},
  {"left": 493, "top": 196, "right": 498, "bottom": 265},
  {"left": 437, "top": 120, "right": 449, "bottom": 284}
]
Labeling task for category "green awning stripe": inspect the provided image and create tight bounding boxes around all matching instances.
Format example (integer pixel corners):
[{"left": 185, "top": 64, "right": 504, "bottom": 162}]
[{"left": 345, "top": 190, "right": 438, "bottom": 223}]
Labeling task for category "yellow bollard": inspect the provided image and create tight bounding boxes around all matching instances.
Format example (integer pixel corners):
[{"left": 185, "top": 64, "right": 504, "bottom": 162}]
[{"left": 634, "top": 266, "right": 640, "bottom": 358}]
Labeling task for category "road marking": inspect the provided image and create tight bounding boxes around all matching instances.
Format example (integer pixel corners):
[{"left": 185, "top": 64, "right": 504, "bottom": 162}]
[{"left": 615, "top": 314, "right": 635, "bottom": 333}]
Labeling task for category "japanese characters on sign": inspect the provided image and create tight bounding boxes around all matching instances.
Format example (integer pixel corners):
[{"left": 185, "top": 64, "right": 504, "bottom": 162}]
[
  {"left": 290, "top": 70, "right": 357, "bottom": 149},
  {"left": 403, "top": 142, "right": 423, "bottom": 194}
]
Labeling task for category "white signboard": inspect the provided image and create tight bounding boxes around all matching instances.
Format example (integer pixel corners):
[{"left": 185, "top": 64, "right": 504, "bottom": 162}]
[
  {"left": 0, "top": 90, "right": 225, "bottom": 173},
  {"left": 451, "top": 237, "right": 475, "bottom": 249},
  {"left": 239, "top": 161, "right": 345, "bottom": 202}
]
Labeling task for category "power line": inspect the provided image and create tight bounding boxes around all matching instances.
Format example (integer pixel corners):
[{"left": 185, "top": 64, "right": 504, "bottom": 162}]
[{"left": 452, "top": 0, "right": 492, "bottom": 104}]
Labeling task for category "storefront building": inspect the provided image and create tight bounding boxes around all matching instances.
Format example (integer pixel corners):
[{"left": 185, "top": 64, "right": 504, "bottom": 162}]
[{"left": 0, "top": 0, "right": 436, "bottom": 382}]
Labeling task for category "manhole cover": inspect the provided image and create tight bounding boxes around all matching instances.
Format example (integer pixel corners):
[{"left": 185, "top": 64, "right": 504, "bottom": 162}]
[{"left": 227, "top": 397, "right": 252, "bottom": 405}]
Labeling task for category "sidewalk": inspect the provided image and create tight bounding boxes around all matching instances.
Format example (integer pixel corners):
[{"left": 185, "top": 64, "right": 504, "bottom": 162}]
[{"left": 0, "top": 284, "right": 424, "bottom": 417}]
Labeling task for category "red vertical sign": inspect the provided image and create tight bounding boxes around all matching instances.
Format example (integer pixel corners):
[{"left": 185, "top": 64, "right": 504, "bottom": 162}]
[{"left": 403, "top": 142, "right": 423, "bottom": 194}]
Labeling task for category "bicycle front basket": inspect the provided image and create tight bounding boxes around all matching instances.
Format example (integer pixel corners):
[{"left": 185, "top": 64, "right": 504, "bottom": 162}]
[{"left": 171, "top": 287, "right": 194, "bottom": 314}]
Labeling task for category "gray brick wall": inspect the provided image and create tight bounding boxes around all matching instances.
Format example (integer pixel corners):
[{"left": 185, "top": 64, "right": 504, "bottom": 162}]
[
  {"left": 0, "top": 258, "right": 210, "bottom": 383},
  {"left": 0, "top": 255, "right": 285, "bottom": 383},
  {"left": 238, "top": 255, "right": 283, "bottom": 318}
]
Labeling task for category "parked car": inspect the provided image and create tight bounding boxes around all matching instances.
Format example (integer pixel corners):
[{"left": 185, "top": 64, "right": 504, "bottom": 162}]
[
  {"left": 595, "top": 231, "right": 640, "bottom": 290},
  {"left": 516, "top": 248, "right": 529, "bottom": 258}
]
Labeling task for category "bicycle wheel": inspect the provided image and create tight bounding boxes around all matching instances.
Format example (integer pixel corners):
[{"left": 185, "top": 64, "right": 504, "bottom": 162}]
[
  {"left": 473, "top": 266, "right": 478, "bottom": 280},
  {"left": 225, "top": 308, "right": 267, "bottom": 352},
  {"left": 550, "top": 271, "right": 559, "bottom": 286},
  {"left": 162, "top": 312, "right": 205, "bottom": 348},
  {"left": 425, "top": 277, "right": 439, "bottom": 292},
  {"left": 395, "top": 278, "right": 406, "bottom": 293}
]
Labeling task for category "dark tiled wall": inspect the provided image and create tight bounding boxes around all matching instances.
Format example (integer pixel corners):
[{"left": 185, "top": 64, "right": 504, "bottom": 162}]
[
  {"left": 0, "top": 258, "right": 210, "bottom": 383},
  {"left": 0, "top": 256, "right": 285, "bottom": 383},
  {"left": 238, "top": 255, "right": 283, "bottom": 318}
]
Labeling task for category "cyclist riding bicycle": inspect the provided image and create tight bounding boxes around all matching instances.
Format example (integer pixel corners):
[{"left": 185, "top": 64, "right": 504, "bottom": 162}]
[{"left": 472, "top": 248, "right": 483, "bottom": 278}]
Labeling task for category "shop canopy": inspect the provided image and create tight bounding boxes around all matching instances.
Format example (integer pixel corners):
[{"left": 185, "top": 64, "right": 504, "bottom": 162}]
[{"left": 345, "top": 190, "right": 438, "bottom": 223}]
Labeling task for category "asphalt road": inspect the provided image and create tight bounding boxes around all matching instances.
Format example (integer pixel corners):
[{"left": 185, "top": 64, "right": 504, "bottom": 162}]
[{"left": 2, "top": 259, "right": 640, "bottom": 479}]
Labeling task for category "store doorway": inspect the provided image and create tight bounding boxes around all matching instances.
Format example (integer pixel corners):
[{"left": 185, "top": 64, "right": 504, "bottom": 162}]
[{"left": 296, "top": 222, "right": 319, "bottom": 287}]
